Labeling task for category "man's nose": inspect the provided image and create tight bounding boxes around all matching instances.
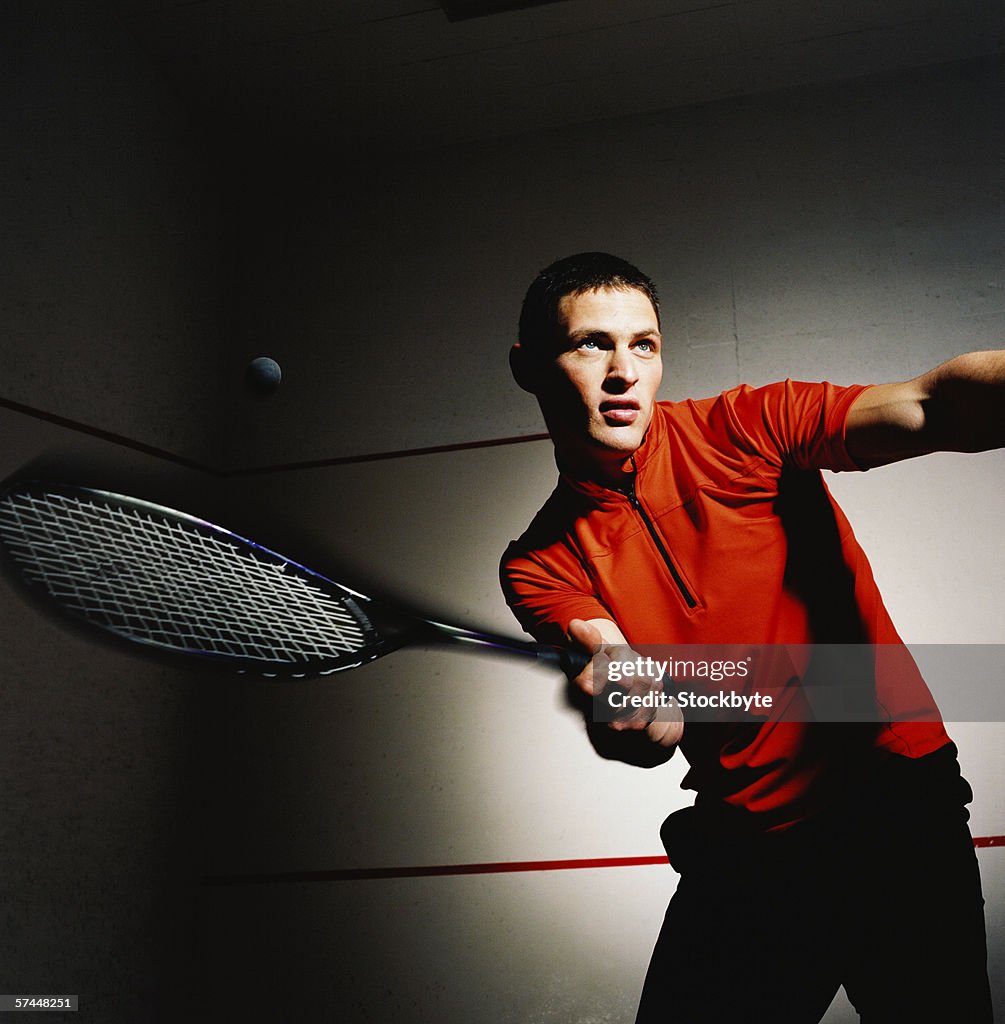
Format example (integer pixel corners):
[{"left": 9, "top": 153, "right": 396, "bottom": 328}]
[{"left": 606, "top": 346, "right": 639, "bottom": 387}]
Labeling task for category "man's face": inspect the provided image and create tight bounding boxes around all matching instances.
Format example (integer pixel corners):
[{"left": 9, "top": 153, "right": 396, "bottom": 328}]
[{"left": 536, "top": 286, "right": 663, "bottom": 469}]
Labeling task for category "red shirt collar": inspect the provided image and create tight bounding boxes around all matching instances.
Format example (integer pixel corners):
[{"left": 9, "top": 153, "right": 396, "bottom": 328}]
[{"left": 557, "top": 401, "right": 669, "bottom": 500}]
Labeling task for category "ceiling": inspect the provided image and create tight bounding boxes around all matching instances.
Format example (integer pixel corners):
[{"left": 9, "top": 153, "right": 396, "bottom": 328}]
[{"left": 115, "top": 0, "right": 1003, "bottom": 153}]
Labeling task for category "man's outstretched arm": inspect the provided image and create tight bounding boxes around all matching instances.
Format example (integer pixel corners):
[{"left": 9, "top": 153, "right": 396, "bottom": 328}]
[{"left": 846, "top": 349, "right": 1005, "bottom": 468}]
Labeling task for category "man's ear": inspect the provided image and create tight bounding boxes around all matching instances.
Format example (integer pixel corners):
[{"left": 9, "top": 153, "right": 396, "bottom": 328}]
[{"left": 509, "top": 342, "right": 540, "bottom": 394}]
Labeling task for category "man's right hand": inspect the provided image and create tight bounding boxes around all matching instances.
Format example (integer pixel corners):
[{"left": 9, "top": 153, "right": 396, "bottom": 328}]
[{"left": 567, "top": 618, "right": 683, "bottom": 750}]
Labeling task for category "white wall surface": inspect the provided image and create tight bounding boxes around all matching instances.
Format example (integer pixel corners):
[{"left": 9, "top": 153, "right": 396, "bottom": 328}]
[
  {"left": 217, "top": 58, "right": 1004, "bottom": 468},
  {"left": 1, "top": 4, "right": 217, "bottom": 1019},
  {"left": 2, "top": 2, "right": 225, "bottom": 465},
  {"left": 198, "top": 55, "right": 1005, "bottom": 1024},
  {"left": 195, "top": 441, "right": 1004, "bottom": 1023},
  {"left": 1, "top": 6, "right": 1002, "bottom": 1019},
  {"left": 0, "top": 409, "right": 215, "bottom": 1022}
]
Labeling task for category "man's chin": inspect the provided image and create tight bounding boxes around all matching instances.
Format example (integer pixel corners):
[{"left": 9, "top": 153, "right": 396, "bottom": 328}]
[{"left": 590, "top": 428, "right": 645, "bottom": 455}]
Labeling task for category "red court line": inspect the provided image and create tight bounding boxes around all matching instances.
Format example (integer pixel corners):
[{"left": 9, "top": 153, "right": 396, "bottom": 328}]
[
  {"left": 974, "top": 835, "right": 1005, "bottom": 848},
  {"left": 0, "top": 395, "right": 550, "bottom": 476},
  {"left": 201, "top": 838, "right": 1005, "bottom": 885},
  {"left": 230, "top": 432, "right": 552, "bottom": 476},
  {"left": 201, "top": 855, "right": 670, "bottom": 886},
  {"left": 0, "top": 397, "right": 215, "bottom": 473}
]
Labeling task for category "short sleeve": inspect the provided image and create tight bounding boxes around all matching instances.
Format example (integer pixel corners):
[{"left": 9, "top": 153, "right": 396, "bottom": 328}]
[
  {"left": 500, "top": 542, "right": 611, "bottom": 644},
  {"left": 716, "top": 379, "right": 872, "bottom": 472}
]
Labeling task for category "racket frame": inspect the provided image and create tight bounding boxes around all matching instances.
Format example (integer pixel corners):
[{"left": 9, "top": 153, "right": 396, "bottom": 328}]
[{"left": 0, "top": 480, "right": 577, "bottom": 679}]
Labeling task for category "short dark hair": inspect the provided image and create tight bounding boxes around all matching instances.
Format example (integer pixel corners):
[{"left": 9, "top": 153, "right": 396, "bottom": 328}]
[{"left": 518, "top": 252, "right": 660, "bottom": 353}]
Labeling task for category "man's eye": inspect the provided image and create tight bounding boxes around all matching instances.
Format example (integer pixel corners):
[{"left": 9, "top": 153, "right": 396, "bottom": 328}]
[
  {"left": 579, "top": 339, "right": 600, "bottom": 350},
  {"left": 635, "top": 340, "right": 658, "bottom": 353}
]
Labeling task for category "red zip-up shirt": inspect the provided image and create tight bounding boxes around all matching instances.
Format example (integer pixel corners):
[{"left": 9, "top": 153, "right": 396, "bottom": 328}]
[{"left": 501, "top": 380, "right": 949, "bottom": 829}]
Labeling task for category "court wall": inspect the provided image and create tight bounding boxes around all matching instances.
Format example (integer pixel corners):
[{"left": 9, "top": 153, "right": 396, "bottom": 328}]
[{"left": 2, "top": 4, "right": 1003, "bottom": 1020}]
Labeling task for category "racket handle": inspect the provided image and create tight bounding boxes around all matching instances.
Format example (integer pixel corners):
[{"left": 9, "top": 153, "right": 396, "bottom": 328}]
[{"left": 538, "top": 645, "right": 591, "bottom": 678}]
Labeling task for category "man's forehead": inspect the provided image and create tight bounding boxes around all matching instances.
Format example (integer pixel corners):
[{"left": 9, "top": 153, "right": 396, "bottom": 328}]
[{"left": 557, "top": 286, "right": 659, "bottom": 333}]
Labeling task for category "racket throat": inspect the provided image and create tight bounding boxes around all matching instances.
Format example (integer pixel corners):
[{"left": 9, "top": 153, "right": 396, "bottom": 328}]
[{"left": 419, "top": 621, "right": 586, "bottom": 677}]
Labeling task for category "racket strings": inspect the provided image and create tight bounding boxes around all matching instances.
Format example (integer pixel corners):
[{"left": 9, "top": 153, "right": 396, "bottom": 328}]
[{"left": 0, "top": 491, "right": 369, "bottom": 665}]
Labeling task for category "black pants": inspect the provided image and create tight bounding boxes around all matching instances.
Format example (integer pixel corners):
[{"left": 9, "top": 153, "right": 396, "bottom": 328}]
[{"left": 635, "top": 744, "right": 993, "bottom": 1023}]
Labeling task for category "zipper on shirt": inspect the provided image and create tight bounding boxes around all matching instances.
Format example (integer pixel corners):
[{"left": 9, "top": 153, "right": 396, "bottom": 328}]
[{"left": 624, "top": 457, "right": 698, "bottom": 609}]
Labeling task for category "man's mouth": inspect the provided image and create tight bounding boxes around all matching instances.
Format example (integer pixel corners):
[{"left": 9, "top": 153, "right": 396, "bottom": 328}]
[{"left": 600, "top": 399, "right": 640, "bottom": 426}]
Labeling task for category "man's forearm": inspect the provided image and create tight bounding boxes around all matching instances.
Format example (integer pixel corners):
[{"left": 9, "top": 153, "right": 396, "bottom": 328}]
[
  {"left": 847, "top": 348, "right": 1005, "bottom": 466},
  {"left": 920, "top": 349, "right": 1005, "bottom": 453}
]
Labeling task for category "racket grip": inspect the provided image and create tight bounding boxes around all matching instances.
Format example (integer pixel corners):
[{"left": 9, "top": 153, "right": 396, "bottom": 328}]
[{"left": 539, "top": 645, "right": 591, "bottom": 678}]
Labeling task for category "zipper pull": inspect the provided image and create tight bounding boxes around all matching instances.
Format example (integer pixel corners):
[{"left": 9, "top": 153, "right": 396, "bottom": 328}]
[{"left": 624, "top": 455, "right": 641, "bottom": 508}]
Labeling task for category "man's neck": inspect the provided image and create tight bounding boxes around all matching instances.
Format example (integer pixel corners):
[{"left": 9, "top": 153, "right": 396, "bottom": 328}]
[{"left": 554, "top": 443, "right": 637, "bottom": 490}]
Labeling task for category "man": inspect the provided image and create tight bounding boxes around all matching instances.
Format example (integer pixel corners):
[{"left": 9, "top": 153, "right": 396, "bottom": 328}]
[{"left": 500, "top": 252, "right": 1000, "bottom": 1022}]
